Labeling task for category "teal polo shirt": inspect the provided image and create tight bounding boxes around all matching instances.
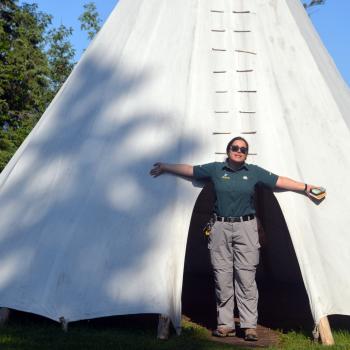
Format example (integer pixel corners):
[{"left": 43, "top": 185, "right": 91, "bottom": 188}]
[{"left": 193, "top": 161, "right": 278, "bottom": 217}]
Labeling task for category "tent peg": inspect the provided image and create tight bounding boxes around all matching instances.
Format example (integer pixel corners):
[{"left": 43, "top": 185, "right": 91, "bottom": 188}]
[
  {"left": 312, "top": 324, "right": 320, "bottom": 342},
  {"left": 157, "top": 314, "right": 170, "bottom": 340},
  {"left": 59, "top": 316, "right": 69, "bottom": 332}
]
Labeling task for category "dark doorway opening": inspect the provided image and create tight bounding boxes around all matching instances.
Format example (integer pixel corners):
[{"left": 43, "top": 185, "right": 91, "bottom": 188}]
[{"left": 181, "top": 183, "right": 314, "bottom": 332}]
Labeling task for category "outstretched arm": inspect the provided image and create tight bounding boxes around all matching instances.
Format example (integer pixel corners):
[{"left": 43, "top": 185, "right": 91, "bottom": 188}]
[
  {"left": 150, "top": 163, "right": 194, "bottom": 178},
  {"left": 276, "top": 176, "right": 318, "bottom": 193}
]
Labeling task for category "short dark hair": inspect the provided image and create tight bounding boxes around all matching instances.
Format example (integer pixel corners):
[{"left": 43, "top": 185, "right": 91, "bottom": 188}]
[{"left": 226, "top": 136, "right": 249, "bottom": 155}]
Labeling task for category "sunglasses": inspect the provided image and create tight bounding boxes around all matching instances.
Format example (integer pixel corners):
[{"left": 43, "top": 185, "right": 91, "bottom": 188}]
[{"left": 230, "top": 145, "right": 248, "bottom": 154}]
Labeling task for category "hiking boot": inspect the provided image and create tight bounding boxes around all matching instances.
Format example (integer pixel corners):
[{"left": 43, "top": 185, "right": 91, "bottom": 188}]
[
  {"left": 212, "top": 326, "right": 236, "bottom": 337},
  {"left": 244, "top": 328, "right": 258, "bottom": 341}
]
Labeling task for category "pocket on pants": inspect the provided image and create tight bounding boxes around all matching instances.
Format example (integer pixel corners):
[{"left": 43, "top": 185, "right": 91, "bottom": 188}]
[
  {"left": 234, "top": 247, "right": 260, "bottom": 269},
  {"left": 207, "top": 221, "right": 223, "bottom": 250},
  {"left": 243, "top": 219, "right": 261, "bottom": 250},
  {"left": 207, "top": 221, "right": 218, "bottom": 250}
]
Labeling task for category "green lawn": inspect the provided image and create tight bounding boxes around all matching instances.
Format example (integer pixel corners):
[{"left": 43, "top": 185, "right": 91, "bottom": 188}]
[
  {"left": 279, "top": 330, "right": 350, "bottom": 350},
  {"left": 0, "top": 315, "right": 349, "bottom": 350}
]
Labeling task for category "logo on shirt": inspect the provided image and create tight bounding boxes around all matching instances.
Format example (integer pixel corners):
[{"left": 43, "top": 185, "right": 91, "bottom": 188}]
[
  {"left": 243, "top": 176, "right": 248, "bottom": 180},
  {"left": 221, "top": 173, "right": 231, "bottom": 180}
]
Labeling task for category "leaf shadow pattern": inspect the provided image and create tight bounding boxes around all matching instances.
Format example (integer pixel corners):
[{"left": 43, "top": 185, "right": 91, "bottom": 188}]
[{"left": 0, "top": 48, "right": 203, "bottom": 325}]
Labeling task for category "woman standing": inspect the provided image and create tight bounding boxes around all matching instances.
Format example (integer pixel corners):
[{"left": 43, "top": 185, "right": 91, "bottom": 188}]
[{"left": 150, "top": 136, "right": 322, "bottom": 341}]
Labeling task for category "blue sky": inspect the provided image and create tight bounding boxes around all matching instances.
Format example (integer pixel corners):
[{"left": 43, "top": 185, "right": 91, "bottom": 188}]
[{"left": 21, "top": 0, "right": 349, "bottom": 86}]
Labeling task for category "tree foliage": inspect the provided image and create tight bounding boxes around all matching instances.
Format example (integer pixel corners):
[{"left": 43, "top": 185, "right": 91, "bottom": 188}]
[
  {"left": 0, "top": 0, "right": 81, "bottom": 171},
  {"left": 0, "top": 0, "right": 52, "bottom": 170},
  {"left": 47, "top": 24, "right": 75, "bottom": 94},
  {"left": 79, "top": 2, "right": 101, "bottom": 41}
]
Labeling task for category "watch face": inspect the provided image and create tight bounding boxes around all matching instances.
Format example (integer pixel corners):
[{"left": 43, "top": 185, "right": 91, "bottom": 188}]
[{"left": 311, "top": 188, "right": 325, "bottom": 195}]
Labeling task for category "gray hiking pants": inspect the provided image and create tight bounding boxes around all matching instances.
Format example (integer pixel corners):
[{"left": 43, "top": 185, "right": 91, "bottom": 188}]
[{"left": 208, "top": 218, "right": 260, "bottom": 329}]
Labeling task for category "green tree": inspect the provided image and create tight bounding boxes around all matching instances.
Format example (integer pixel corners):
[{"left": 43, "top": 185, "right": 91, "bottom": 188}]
[
  {"left": 0, "top": 1, "right": 78, "bottom": 172},
  {"left": 79, "top": 2, "right": 101, "bottom": 41},
  {"left": 0, "top": 2, "right": 51, "bottom": 113},
  {"left": 0, "top": 1, "right": 52, "bottom": 171},
  {"left": 47, "top": 24, "right": 75, "bottom": 94}
]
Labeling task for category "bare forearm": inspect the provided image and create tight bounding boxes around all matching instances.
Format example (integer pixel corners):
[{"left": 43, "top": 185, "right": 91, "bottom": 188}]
[
  {"left": 150, "top": 163, "right": 193, "bottom": 177},
  {"left": 161, "top": 163, "right": 193, "bottom": 177},
  {"left": 276, "top": 176, "right": 309, "bottom": 192}
]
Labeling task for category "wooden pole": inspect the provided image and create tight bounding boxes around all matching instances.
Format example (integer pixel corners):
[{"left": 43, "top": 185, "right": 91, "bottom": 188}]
[
  {"left": 59, "top": 316, "right": 69, "bottom": 332},
  {"left": 157, "top": 314, "right": 170, "bottom": 340},
  {"left": 318, "top": 316, "right": 334, "bottom": 345}
]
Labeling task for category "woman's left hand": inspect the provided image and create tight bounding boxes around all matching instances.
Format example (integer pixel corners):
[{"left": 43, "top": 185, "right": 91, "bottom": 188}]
[
  {"left": 276, "top": 177, "right": 324, "bottom": 199},
  {"left": 304, "top": 184, "right": 326, "bottom": 200}
]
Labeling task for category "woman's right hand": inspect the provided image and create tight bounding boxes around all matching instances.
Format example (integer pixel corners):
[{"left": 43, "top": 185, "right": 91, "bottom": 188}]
[
  {"left": 150, "top": 162, "right": 164, "bottom": 177},
  {"left": 150, "top": 163, "right": 194, "bottom": 178}
]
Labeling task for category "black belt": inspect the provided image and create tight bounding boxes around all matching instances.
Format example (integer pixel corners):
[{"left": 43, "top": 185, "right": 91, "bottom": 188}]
[{"left": 215, "top": 214, "right": 255, "bottom": 223}]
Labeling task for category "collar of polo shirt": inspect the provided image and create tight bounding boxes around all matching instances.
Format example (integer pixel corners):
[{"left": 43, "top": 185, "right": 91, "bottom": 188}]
[{"left": 223, "top": 161, "right": 248, "bottom": 172}]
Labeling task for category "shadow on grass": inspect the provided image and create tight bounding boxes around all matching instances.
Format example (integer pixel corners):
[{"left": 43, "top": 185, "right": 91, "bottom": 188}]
[{"left": 1, "top": 311, "right": 238, "bottom": 350}]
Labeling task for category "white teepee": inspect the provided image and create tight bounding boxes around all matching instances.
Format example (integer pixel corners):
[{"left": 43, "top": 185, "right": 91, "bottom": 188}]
[{"left": 0, "top": 0, "right": 349, "bottom": 332}]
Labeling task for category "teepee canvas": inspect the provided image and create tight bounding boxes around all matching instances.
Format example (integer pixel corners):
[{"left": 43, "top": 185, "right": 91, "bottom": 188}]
[{"left": 0, "top": 0, "right": 349, "bottom": 332}]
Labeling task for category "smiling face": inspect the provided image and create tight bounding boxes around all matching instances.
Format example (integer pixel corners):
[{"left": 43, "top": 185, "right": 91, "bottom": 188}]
[{"left": 227, "top": 139, "right": 248, "bottom": 164}]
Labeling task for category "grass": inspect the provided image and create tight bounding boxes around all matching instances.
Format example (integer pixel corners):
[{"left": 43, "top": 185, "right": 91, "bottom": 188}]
[
  {"left": 0, "top": 314, "right": 349, "bottom": 350},
  {"left": 1, "top": 319, "right": 233, "bottom": 350},
  {"left": 279, "top": 330, "right": 350, "bottom": 350}
]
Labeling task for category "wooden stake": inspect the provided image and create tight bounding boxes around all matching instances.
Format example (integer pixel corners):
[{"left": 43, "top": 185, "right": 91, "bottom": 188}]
[
  {"left": 59, "top": 316, "right": 69, "bottom": 332},
  {"left": 0, "top": 308, "right": 10, "bottom": 326},
  {"left": 318, "top": 316, "right": 334, "bottom": 345},
  {"left": 157, "top": 314, "right": 170, "bottom": 340}
]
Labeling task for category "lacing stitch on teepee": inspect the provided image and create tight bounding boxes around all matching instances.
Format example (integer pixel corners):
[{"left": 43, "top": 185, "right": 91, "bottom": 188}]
[
  {"left": 235, "top": 49, "right": 256, "bottom": 55},
  {"left": 232, "top": 3, "right": 258, "bottom": 148},
  {"left": 209, "top": 2, "right": 258, "bottom": 156}
]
